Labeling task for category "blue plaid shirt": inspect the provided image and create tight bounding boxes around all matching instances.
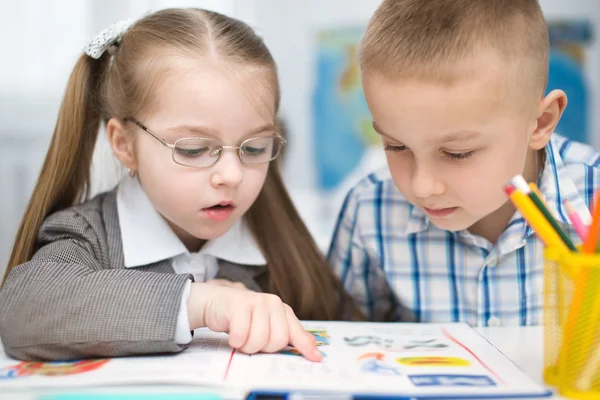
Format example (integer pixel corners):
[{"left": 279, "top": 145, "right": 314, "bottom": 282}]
[{"left": 328, "top": 134, "right": 600, "bottom": 327}]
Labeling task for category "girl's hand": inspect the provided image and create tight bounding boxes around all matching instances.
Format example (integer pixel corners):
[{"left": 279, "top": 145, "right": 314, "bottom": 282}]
[
  {"left": 204, "top": 279, "right": 248, "bottom": 290},
  {"left": 187, "top": 282, "right": 322, "bottom": 362}
]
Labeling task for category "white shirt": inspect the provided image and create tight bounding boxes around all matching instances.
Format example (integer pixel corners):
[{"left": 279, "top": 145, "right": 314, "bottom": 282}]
[{"left": 116, "top": 176, "right": 266, "bottom": 343}]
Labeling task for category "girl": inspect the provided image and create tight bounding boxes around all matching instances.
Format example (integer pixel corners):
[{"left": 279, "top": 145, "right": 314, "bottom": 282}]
[{"left": 0, "top": 8, "right": 358, "bottom": 361}]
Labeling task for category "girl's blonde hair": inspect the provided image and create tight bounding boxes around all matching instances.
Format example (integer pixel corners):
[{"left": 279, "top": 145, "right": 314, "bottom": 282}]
[{"left": 3, "top": 9, "right": 361, "bottom": 320}]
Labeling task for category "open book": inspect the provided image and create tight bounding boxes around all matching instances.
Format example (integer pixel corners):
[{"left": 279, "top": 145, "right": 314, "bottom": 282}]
[{"left": 0, "top": 322, "right": 552, "bottom": 399}]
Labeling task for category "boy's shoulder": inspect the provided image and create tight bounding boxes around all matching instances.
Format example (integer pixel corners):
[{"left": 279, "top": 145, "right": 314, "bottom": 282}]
[
  {"left": 333, "top": 168, "right": 424, "bottom": 244},
  {"left": 550, "top": 134, "right": 600, "bottom": 194},
  {"left": 552, "top": 134, "right": 600, "bottom": 170},
  {"left": 340, "top": 167, "right": 413, "bottom": 220},
  {"left": 346, "top": 167, "right": 402, "bottom": 201}
]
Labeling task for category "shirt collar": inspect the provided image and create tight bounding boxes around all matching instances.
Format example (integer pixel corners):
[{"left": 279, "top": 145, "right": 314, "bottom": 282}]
[
  {"left": 116, "top": 176, "right": 266, "bottom": 268},
  {"left": 406, "top": 204, "right": 429, "bottom": 235},
  {"left": 538, "top": 136, "right": 592, "bottom": 225},
  {"left": 405, "top": 135, "right": 592, "bottom": 236}
]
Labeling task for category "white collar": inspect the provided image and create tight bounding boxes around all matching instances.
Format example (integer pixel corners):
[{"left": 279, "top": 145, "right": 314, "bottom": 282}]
[{"left": 116, "top": 176, "right": 266, "bottom": 268}]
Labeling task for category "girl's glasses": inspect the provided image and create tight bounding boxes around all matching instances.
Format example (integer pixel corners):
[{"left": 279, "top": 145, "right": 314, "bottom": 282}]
[{"left": 124, "top": 117, "right": 286, "bottom": 168}]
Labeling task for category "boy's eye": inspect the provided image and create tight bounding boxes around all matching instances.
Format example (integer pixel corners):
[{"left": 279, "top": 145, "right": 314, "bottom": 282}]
[
  {"left": 383, "top": 143, "right": 407, "bottom": 152},
  {"left": 442, "top": 151, "right": 474, "bottom": 161}
]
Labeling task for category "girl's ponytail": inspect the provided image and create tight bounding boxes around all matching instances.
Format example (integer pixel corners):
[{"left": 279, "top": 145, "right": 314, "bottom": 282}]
[{"left": 2, "top": 53, "right": 108, "bottom": 284}]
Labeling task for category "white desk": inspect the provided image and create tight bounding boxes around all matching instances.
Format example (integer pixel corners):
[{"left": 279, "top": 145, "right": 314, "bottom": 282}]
[
  {"left": 477, "top": 326, "right": 564, "bottom": 399},
  {"left": 1, "top": 326, "right": 564, "bottom": 400}
]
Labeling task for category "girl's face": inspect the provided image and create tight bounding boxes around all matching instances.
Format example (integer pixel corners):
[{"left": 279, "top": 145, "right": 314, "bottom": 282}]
[{"left": 114, "top": 63, "right": 278, "bottom": 251}]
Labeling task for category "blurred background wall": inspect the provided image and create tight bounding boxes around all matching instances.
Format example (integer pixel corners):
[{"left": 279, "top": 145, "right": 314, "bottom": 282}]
[{"left": 1, "top": 0, "right": 599, "bottom": 278}]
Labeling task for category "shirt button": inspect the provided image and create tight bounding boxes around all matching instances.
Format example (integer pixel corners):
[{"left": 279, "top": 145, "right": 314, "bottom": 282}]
[
  {"left": 486, "top": 254, "right": 498, "bottom": 267},
  {"left": 488, "top": 316, "right": 502, "bottom": 327}
]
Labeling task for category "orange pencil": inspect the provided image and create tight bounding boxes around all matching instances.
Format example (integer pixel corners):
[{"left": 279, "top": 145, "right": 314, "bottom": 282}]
[
  {"left": 561, "top": 190, "right": 600, "bottom": 386},
  {"left": 584, "top": 190, "right": 600, "bottom": 253}
]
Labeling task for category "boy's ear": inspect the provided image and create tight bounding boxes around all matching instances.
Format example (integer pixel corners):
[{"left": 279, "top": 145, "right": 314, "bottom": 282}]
[
  {"left": 106, "top": 117, "right": 138, "bottom": 172},
  {"left": 529, "top": 89, "right": 568, "bottom": 150}
]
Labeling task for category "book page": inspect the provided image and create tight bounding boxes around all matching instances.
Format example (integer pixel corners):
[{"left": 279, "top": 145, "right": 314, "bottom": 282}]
[
  {"left": 0, "top": 330, "right": 235, "bottom": 389},
  {"left": 0, "top": 322, "right": 551, "bottom": 398},
  {"left": 226, "top": 322, "right": 550, "bottom": 398}
]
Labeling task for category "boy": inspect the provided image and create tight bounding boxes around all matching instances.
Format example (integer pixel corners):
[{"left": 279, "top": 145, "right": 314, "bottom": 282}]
[{"left": 328, "top": 0, "right": 600, "bottom": 326}]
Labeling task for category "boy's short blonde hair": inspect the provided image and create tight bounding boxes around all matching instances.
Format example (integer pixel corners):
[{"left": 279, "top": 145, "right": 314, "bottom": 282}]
[{"left": 359, "top": 0, "right": 549, "bottom": 97}]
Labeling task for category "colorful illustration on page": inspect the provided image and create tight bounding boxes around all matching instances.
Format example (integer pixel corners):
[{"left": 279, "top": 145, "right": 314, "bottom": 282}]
[{"left": 0, "top": 359, "right": 110, "bottom": 380}]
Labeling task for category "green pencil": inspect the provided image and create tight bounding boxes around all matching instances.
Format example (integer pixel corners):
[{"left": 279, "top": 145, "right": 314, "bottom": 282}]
[{"left": 510, "top": 176, "right": 577, "bottom": 251}]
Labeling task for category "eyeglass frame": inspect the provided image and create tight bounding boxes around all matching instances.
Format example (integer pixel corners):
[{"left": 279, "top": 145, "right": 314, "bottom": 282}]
[{"left": 123, "top": 117, "right": 287, "bottom": 168}]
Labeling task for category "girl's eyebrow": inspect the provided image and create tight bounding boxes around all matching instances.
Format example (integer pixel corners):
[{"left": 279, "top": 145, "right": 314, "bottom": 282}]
[
  {"left": 247, "top": 123, "right": 275, "bottom": 135},
  {"left": 166, "top": 123, "right": 275, "bottom": 137},
  {"left": 167, "top": 124, "right": 218, "bottom": 137}
]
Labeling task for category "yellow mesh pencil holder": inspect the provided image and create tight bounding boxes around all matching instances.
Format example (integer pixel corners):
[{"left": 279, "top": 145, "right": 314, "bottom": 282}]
[{"left": 544, "top": 247, "right": 600, "bottom": 399}]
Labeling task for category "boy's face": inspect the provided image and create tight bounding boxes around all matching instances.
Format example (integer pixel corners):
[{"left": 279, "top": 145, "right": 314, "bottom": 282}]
[{"left": 362, "top": 59, "right": 544, "bottom": 234}]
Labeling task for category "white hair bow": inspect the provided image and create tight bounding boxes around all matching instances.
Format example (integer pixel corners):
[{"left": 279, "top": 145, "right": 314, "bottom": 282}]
[{"left": 83, "top": 14, "right": 144, "bottom": 59}]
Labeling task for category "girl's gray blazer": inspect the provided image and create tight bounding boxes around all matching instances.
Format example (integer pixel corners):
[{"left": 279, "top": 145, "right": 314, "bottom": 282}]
[{"left": 0, "top": 191, "right": 268, "bottom": 361}]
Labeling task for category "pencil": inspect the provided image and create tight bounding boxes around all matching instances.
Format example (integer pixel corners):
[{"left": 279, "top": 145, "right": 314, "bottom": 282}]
[
  {"left": 562, "top": 191, "right": 600, "bottom": 389},
  {"left": 564, "top": 199, "right": 590, "bottom": 243},
  {"left": 576, "top": 335, "right": 600, "bottom": 390},
  {"left": 575, "top": 279, "right": 600, "bottom": 390},
  {"left": 510, "top": 176, "right": 576, "bottom": 251},
  {"left": 504, "top": 183, "right": 569, "bottom": 253},
  {"left": 585, "top": 190, "right": 600, "bottom": 253}
]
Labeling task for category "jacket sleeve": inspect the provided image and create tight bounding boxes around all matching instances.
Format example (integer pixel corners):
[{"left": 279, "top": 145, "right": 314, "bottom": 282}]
[{"left": 0, "top": 207, "right": 192, "bottom": 361}]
